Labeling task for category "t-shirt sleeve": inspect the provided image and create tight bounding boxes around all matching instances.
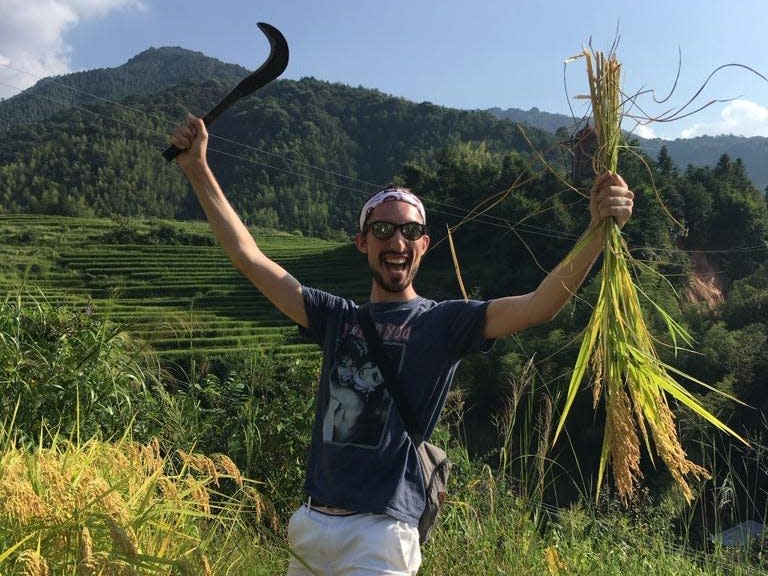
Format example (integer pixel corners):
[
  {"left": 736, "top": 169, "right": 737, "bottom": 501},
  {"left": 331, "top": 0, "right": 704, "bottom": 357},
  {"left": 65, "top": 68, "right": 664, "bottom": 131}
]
[
  {"left": 441, "top": 299, "right": 494, "bottom": 356},
  {"left": 298, "top": 285, "right": 350, "bottom": 344}
]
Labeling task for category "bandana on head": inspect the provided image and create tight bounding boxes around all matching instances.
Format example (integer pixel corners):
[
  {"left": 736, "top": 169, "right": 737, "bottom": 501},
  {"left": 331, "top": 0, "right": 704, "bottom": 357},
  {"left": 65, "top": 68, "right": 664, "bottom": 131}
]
[{"left": 359, "top": 188, "right": 426, "bottom": 231}]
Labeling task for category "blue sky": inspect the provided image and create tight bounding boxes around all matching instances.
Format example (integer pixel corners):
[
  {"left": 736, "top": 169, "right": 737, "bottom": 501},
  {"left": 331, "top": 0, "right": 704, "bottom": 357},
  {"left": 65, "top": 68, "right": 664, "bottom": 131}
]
[{"left": 2, "top": 0, "right": 768, "bottom": 141}]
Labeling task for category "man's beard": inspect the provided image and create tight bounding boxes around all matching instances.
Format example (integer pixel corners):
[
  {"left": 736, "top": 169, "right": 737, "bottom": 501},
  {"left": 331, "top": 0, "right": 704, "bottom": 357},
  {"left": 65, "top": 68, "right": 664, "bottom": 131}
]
[{"left": 370, "top": 260, "right": 421, "bottom": 293}]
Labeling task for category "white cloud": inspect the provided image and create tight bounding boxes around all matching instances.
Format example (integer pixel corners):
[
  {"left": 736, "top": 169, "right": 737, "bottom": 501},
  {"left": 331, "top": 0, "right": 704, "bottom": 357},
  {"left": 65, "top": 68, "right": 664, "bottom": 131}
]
[
  {"left": 633, "top": 123, "right": 657, "bottom": 140},
  {"left": 680, "top": 99, "right": 768, "bottom": 139},
  {"left": 0, "top": 0, "right": 144, "bottom": 99}
]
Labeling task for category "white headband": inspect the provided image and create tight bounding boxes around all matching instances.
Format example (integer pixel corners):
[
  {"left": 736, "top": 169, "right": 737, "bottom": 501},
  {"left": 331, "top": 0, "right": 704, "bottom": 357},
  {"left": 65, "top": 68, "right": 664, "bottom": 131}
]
[{"left": 359, "top": 188, "right": 426, "bottom": 231}]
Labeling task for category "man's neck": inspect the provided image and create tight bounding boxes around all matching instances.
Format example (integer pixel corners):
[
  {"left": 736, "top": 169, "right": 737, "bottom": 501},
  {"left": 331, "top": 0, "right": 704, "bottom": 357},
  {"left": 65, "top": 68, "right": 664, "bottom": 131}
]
[{"left": 369, "top": 283, "right": 420, "bottom": 304}]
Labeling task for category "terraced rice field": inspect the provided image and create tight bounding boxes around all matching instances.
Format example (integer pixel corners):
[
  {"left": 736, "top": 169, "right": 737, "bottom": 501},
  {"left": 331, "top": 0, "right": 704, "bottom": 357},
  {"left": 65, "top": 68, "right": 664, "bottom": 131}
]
[{"left": 0, "top": 214, "right": 371, "bottom": 360}]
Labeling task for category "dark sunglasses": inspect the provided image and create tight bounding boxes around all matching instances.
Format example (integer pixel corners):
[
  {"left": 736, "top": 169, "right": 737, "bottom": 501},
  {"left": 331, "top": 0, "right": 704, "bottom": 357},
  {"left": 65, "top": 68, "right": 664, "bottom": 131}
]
[{"left": 363, "top": 221, "right": 427, "bottom": 241}]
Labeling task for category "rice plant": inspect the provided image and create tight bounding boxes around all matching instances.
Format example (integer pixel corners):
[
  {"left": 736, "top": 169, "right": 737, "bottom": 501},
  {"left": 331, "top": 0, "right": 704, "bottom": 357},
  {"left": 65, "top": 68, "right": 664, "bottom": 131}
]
[
  {"left": 0, "top": 428, "right": 274, "bottom": 575},
  {"left": 553, "top": 46, "right": 748, "bottom": 504}
]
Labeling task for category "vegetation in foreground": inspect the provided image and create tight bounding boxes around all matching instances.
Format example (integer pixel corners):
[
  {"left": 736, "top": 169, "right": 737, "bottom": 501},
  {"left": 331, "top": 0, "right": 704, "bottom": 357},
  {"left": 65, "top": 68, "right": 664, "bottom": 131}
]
[
  {"left": 2, "top": 289, "right": 767, "bottom": 575},
  {"left": 4, "top": 429, "right": 767, "bottom": 575},
  {"left": 0, "top": 433, "right": 272, "bottom": 575}
]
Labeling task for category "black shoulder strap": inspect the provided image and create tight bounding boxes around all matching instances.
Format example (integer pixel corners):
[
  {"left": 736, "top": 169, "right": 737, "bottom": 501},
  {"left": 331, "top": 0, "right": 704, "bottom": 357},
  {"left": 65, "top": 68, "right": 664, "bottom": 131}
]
[{"left": 358, "top": 305, "right": 424, "bottom": 444}]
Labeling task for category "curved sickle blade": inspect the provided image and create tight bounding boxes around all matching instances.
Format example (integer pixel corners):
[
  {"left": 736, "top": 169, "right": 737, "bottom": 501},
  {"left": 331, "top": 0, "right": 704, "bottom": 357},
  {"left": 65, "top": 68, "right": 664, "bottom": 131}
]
[{"left": 163, "top": 21, "right": 289, "bottom": 162}]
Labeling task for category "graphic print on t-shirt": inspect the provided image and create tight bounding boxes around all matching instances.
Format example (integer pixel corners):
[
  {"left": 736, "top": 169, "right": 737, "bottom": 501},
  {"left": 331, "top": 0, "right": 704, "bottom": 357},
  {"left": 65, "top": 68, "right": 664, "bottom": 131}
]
[{"left": 323, "top": 333, "right": 402, "bottom": 448}]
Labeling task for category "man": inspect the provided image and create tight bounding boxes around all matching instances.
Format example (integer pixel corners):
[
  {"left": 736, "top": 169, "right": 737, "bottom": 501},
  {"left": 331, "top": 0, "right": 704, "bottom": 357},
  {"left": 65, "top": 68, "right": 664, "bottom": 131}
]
[{"left": 170, "top": 115, "right": 633, "bottom": 575}]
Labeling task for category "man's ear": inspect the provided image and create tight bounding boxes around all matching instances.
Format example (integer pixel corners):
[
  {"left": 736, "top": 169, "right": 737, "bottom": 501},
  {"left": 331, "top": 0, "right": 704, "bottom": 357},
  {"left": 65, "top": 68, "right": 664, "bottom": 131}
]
[
  {"left": 421, "top": 234, "right": 431, "bottom": 251},
  {"left": 354, "top": 231, "right": 368, "bottom": 254}
]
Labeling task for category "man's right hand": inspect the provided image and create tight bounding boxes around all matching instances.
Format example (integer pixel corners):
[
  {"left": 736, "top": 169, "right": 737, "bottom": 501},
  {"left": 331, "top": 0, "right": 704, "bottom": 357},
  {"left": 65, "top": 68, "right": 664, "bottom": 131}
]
[{"left": 169, "top": 114, "right": 208, "bottom": 171}]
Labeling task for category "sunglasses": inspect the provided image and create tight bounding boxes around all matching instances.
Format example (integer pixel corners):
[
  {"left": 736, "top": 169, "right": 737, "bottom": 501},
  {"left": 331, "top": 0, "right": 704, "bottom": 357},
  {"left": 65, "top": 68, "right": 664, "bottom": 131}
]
[{"left": 363, "top": 221, "right": 427, "bottom": 241}]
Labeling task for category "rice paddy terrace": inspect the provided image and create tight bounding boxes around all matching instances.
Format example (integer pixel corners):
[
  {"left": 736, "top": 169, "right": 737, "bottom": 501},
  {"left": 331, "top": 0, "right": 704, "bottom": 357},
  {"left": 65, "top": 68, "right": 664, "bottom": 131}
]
[{"left": 0, "top": 214, "right": 372, "bottom": 361}]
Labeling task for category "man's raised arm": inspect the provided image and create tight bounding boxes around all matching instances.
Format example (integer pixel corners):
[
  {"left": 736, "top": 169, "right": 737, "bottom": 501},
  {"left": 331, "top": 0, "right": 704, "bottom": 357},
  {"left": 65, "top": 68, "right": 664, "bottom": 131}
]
[
  {"left": 484, "top": 172, "right": 634, "bottom": 339},
  {"left": 170, "top": 115, "right": 308, "bottom": 328}
]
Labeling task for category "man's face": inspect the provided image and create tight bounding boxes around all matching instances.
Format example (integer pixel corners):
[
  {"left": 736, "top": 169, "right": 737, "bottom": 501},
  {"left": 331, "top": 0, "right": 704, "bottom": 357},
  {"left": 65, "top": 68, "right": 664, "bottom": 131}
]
[{"left": 354, "top": 200, "right": 430, "bottom": 297}]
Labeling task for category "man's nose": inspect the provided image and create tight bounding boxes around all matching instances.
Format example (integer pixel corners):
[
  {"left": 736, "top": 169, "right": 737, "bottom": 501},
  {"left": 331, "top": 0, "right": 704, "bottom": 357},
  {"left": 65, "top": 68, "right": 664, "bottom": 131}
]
[{"left": 387, "top": 229, "right": 408, "bottom": 247}]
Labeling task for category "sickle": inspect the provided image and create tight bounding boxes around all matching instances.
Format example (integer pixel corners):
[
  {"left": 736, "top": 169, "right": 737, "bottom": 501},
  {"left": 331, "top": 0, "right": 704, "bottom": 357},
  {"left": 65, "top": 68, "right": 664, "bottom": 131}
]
[{"left": 162, "top": 22, "right": 289, "bottom": 162}]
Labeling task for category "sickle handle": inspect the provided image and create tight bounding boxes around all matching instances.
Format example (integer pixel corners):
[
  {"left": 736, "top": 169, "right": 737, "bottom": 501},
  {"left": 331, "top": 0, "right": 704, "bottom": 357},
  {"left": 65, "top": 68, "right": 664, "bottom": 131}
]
[{"left": 163, "top": 22, "right": 289, "bottom": 162}]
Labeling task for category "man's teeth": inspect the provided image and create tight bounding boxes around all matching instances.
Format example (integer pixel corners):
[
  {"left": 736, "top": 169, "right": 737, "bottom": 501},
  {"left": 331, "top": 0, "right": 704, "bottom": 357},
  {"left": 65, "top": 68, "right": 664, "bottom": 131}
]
[{"left": 385, "top": 256, "right": 407, "bottom": 264}]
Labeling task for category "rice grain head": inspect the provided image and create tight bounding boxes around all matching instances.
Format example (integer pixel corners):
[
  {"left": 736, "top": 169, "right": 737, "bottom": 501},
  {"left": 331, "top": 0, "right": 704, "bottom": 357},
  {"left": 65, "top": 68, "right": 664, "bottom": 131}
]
[
  {"left": 158, "top": 476, "right": 181, "bottom": 502},
  {"left": 184, "top": 477, "right": 212, "bottom": 514},
  {"left": 78, "top": 527, "right": 98, "bottom": 576},
  {"left": 0, "top": 453, "right": 47, "bottom": 524},
  {"left": 604, "top": 385, "right": 642, "bottom": 500},
  {"left": 178, "top": 449, "right": 219, "bottom": 485},
  {"left": 211, "top": 453, "right": 243, "bottom": 488},
  {"left": 105, "top": 515, "right": 140, "bottom": 557},
  {"left": 139, "top": 437, "right": 164, "bottom": 475},
  {"left": 14, "top": 549, "right": 50, "bottom": 576},
  {"left": 650, "top": 402, "right": 710, "bottom": 501}
]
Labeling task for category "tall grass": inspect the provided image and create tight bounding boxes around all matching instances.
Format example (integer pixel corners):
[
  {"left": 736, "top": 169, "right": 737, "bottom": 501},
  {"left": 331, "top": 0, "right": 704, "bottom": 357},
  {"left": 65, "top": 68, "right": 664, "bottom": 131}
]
[
  {"left": 2, "top": 424, "right": 765, "bottom": 575},
  {"left": 0, "top": 427, "right": 274, "bottom": 575},
  {"left": 418, "top": 441, "right": 766, "bottom": 575},
  {"left": 0, "top": 286, "right": 157, "bottom": 444}
]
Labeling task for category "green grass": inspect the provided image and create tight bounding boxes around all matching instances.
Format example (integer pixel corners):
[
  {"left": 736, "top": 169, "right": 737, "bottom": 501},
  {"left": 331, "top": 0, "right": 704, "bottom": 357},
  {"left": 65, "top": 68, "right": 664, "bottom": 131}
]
[{"left": 0, "top": 214, "right": 370, "bottom": 359}]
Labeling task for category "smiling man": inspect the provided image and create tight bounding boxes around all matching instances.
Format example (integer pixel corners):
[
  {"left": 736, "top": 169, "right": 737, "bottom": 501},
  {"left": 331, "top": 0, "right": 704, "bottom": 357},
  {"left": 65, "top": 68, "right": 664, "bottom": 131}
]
[
  {"left": 170, "top": 114, "right": 633, "bottom": 575},
  {"left": 355, "top": 187, "right": 429, "bottom": 299}
]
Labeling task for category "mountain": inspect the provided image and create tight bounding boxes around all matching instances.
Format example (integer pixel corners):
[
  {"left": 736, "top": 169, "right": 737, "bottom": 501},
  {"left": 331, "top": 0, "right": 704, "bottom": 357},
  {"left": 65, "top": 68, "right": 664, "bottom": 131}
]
[
  {"left": 5, "top": 46, "right": 766, "bottom": 191},
  {"left": 485, "top": 106, "right": 577, "bottom": 134},
  {"left": 0, "top": 47, "right": 558, "bottom": 237},
  {"left": 0, "top": 47, "right": 249, "bottom": 131},
  {"left": 638, "top": 135, "right": 768, "bottom": 191},
  {"left": 1, "top": 45, "right": 765, "bottom": 251},
  {"left": 487, "top": 106, "right": 768, "bottom": 191}
]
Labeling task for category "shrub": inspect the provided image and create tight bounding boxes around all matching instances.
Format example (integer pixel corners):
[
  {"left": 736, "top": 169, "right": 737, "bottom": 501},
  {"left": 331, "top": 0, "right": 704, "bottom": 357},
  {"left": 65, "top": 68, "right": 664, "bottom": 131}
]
[
  {"left": 0, "top": 288, "right": 156, "bottom": 443},
  {"left": 154, "top": 352, "right": 319, "bottom": 517}
]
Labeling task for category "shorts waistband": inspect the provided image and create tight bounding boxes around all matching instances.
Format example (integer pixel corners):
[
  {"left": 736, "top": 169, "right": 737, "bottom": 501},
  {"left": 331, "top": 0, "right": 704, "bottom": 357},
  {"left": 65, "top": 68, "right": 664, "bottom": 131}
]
[{"left": 306, "top": 497, "right": 359, "bottom": 516}]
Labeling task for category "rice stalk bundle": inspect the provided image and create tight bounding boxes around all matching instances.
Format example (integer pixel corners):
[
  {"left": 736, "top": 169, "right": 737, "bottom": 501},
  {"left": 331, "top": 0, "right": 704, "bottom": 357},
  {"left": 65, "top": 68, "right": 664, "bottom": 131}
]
[{"left": 553, "top": 47, "right": 747, "bottom": 503}]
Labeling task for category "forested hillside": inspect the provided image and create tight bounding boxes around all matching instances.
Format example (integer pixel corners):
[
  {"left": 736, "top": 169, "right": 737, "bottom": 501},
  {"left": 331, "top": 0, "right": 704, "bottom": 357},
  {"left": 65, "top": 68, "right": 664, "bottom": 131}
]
[
  {"left": 3, "top": 45, "right": 766, "bottom": 234},
  {"left": 2, "top": 46, "right": 767, "bottom": 332},
  {"left": 2, "top": 46, "right": 768, "bottom": 339},
  {"left": 0, "top": 69, "right": 556, "bottom": 237},
  {"left": 641, "top": 134, "right": 768, "bottom": 191}
]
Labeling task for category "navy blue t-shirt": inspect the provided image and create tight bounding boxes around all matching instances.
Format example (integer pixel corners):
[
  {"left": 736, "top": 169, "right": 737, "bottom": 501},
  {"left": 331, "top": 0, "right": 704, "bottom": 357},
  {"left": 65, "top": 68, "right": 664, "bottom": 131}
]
[{"left": 299, "top": 285, "right": 492, "bottom": 525}]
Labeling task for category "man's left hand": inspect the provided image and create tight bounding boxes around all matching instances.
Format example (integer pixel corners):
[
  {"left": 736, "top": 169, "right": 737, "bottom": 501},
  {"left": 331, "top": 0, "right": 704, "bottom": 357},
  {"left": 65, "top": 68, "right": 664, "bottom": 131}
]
[{"left": 590, "top": 171, "right": 634, "bottom": 229}]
